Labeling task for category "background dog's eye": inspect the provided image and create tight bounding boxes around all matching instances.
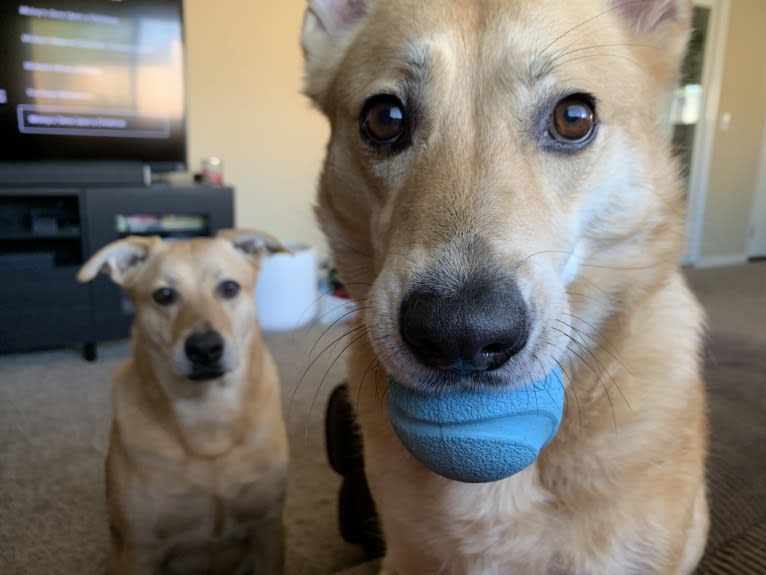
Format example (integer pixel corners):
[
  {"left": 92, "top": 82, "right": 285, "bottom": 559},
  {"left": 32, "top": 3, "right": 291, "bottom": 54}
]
[
  {"left": 152, "top": 287, "right": 177, "bottom": 306},
  {"left": 218, "top": 280, "right": 241, "bottom": 299},
  {"left": 360, "top": 94, "right": 408, "bottom": 148},
  {"left": 550, "top": 95, "right": 596, "bottom": 143}
]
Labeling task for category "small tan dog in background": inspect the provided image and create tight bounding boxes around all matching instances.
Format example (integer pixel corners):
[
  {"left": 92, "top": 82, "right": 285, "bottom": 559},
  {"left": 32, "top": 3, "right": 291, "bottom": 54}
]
[
  {"left": 78, "top": 230, "right": 289, "bottom": 575},
  {"left": 303, "top": 0, "right": 708, "bottom": 574}
]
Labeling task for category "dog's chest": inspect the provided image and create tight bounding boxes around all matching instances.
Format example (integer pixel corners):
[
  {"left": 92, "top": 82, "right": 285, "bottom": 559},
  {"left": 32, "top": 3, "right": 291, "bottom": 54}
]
[
  {"left": 172, "top": 383, "right": 246, "bottom": 456},
  {"left": 151, "top": 462, "right": 281, "bottom": 534},
  {"left": 143, "top": 459, "right": 284, "bottom": 574}
]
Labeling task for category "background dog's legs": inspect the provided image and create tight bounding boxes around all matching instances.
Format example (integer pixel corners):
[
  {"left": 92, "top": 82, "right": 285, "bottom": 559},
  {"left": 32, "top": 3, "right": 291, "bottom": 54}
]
[
  {"left": 377, "top": 557, "right": 399, "bottom": 575},
  {"left": 248, "top": 515, "right": 285, "bottom": 575},
  {"left": 108, "top": 543, "right": 161, "bottom": 575}
]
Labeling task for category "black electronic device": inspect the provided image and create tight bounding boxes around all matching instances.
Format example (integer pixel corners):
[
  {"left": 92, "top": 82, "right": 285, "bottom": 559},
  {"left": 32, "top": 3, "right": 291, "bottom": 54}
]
[{"left": 0, "top": 0, "right": 186, "bottom": 184}]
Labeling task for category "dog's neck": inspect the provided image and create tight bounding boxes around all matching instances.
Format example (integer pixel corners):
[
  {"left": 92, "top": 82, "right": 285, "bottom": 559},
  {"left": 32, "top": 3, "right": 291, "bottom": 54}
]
[{"left": 133, "top": 334, "right": 267, "bottom": 459}]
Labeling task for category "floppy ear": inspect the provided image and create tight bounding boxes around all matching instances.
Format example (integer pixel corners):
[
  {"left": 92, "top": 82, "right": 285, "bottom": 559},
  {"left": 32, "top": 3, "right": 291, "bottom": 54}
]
[
  {"left": 77, "top": 236, "right": 159, "bottom": 286},
  {"left": 217, "top": 229, "right": 291, "bottom": 264},
  {"left": 301, "top": 0, "right": 370, "bottom": 106},
  {"left": 611, "top": 0, "right": 692, "bottom": 87}
]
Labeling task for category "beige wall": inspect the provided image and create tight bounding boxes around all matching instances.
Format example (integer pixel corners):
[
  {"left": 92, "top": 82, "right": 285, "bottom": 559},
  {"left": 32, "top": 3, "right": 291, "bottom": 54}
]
[
  {"left": 701, "top": 0, "right": 766, "bottom": 260},
  {"left": 183, "top": 0, "right": 328, "bottom": 251}
]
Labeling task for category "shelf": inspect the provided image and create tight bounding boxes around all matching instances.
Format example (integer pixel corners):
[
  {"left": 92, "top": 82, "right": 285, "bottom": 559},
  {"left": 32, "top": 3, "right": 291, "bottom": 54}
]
[
  {"left": 0, "top": 230, "right": 81, "bottom": 240},
  {"left": 117, "top": 228, "right": 208, "bottom": 238}
]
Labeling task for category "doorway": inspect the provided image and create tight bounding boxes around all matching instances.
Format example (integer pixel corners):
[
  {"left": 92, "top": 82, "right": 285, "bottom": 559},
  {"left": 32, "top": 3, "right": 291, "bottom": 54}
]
[
  {"left": 748, "top": 122, "right": 766, "bottom": 258},
  {"left": 669, "top": 0, "right": 730, "bottom": 265}
]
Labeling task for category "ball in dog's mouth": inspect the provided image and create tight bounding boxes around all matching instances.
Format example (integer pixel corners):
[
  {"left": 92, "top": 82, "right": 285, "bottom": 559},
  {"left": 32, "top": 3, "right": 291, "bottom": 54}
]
[{"left": 386, "top": 367, "right": 565, "bottom": 483}]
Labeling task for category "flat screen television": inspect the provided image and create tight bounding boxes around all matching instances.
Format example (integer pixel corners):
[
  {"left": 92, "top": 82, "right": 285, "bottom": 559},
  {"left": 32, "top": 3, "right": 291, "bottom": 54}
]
[{"left": 0, "top": 0, "right": 186, "bottom": 180}]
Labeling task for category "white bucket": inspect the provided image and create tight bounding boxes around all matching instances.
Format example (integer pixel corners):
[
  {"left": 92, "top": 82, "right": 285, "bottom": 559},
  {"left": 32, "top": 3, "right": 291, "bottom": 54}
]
[{"left": 255, "top": 243, "right": 318, "bottom": 331}]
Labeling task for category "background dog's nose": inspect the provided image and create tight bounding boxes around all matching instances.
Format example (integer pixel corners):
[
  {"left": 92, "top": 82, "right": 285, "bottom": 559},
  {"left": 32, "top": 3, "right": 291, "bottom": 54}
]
[
  {"left": 185, "top": 330, "right": 224, "bottom": 366},
  {"left": 399, "top": 277, "right": 529, "bottom": 375}
]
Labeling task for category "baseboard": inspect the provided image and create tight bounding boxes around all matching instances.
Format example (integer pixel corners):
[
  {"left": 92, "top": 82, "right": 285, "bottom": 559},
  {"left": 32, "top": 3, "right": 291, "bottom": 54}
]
[{"left": 695, "top": 254, "right": 749, "bottom": 269}]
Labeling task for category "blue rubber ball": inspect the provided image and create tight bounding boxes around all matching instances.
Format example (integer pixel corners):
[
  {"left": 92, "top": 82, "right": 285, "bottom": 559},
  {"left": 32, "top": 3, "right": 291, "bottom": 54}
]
[{"left": 386, "top": 367, "right": 565, "bottom": 483}]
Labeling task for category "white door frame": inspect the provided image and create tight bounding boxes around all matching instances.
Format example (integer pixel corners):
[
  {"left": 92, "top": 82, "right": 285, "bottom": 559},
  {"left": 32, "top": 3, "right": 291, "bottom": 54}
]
[
  {"left": 683, "top": 0, "right": 731, "bottom": 265},
  {"left": 747, "top": 119, "right": 766, "bottom": 257}
]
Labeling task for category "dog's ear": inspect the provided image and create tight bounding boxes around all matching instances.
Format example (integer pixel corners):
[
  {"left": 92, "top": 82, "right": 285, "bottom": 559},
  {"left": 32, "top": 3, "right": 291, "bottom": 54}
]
[
  {"left": 301, "top": 0, "right": 370, "bottom": 105},
  {"left": 611, "top": 0, "right": 692, "bottom": 87},
  {"left": 612, "top": 0, "right": 689, "bottom": 33},
  {"left": 217, "top": 229, "right": 291, "bottom": 264},
  {"left": 77, "top": 236, "right": 159, "bottom": 286}
]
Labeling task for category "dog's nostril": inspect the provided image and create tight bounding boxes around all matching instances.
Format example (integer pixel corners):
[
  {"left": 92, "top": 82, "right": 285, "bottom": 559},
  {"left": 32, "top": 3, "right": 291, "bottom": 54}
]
[
  {"left": 482, "top": 342, "right": 507, "bottom": 355},
  {"left": 185, "top": 330, "right": 225, "bottom": 365},
  {"left": 399, "top": 278, "right": 529, "bottom": 375}
]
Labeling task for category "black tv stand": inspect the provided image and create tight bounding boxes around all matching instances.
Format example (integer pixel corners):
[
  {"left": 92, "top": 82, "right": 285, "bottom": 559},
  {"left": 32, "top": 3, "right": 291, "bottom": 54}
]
[
  {"left": 0, "top": 183, "right": 234, "bottom": 358},
  {"left": 0, "top": 162, "right": 153, "bottom": 187}
]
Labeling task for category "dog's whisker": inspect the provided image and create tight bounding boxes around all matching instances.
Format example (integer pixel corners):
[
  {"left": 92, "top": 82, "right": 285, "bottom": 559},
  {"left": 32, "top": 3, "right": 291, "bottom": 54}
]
[
  {"left": 361, "top": 333, "right": 398, "bottom": 408},
  {"left": 563, "top": 337, "right": 619, "bottom": 432},
  {"left": 308, "top": 304, "right": 371, "bottom": 357},
  {"left": 529, "top": 353, "right": 559, "bottom": 411},
  {"left": 544, "top": 41, "right": 649, "bottom": 74},
  {"left": 557, "top": 317, "right": 626, "bottom": 373},
  {"left": 305, "top": 329, "right": 370, "bottom": 442},
  {"left": 565, "top": 290, "right": 604, "bottom": 306},
  {"left": 289, "top": 324, "right": 366, "bottom": 422},
  {"left": 552, "top": 324, "right": 632, "bottom": 413},
  {"left": 574, "top": 258, "right": 674, "bottom": 272},
  {"left": 548, "top": 351, "right": 581, "bottom": 430},
  {"left": 559, "top": 313, "right": 633, "bottom": 376},
  {"left": 545, "top": 336, "right": 591, "bottom": 423},
  {"left": 549, "top": 52, "right": 643, "bottom": 74},
  {"left": 536, "top": 3, "right": 628, "bottom": 64}
]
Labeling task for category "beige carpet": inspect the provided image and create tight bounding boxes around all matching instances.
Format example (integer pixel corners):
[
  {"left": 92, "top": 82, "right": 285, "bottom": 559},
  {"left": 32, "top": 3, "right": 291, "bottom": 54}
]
[{"left": 0, "top": 262, "right": 764, "bottom": 574}]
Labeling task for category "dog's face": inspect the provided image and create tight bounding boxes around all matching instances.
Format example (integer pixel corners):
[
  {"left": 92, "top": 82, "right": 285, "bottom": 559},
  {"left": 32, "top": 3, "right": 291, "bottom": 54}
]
[
  {"left": 303, "top": 0, "right": 691, "bottom": 391},
  {"left": 78, "top": 231, "right": 287, "bottom": 393}
]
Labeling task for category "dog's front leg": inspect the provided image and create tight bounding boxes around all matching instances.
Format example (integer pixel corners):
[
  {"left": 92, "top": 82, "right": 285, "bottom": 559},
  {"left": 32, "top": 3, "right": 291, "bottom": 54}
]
[
  {"left": 247, "top": 515, "right": 285, "bottom": 575},
  {"left": 107, "top": 542, "right": 162, "bottom": 575}
]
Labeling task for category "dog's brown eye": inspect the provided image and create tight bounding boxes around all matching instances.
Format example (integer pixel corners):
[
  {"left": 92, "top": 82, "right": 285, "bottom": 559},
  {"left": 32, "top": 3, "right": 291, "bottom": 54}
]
[
  {"left": 550, "top": 96, "right": 596, "bottom": 143},
  {"left": 361, "top": 94, "right": 408, "bottom": 147},
  {"left": 152, "top": 287, "right": 177, "bottom": 306},
  {"left": 218, "top": 280, "right": 241, "bottom": 300}
]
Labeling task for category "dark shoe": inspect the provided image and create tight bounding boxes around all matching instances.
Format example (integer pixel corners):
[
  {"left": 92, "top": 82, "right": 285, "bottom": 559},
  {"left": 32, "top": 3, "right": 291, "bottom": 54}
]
[{"left": 325, "top": 383, "right": 386, "bottom": 558}]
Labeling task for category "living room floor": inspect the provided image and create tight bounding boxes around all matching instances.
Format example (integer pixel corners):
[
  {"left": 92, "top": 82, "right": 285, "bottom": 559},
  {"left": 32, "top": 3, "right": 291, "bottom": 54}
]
[{"left": 0, "top": 262, "right": 763, "bottom": 574}]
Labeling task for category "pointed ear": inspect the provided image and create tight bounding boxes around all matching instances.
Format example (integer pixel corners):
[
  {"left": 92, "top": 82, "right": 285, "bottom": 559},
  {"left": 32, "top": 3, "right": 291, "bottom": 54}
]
[
  {"left": 301, "top": 0, "right": 370, "bottom": 105},
  {"left": 613, "top": 0, "right": 690, "bottom": 34},
  {"left": 612, "top": 0, "right": 692, "bottom": 87},
  {"left": 77, "top": 236, "right": 159, "bottom": 286},
  {"left": 217, "top": 229, "right": 291, "bottom": 264}
]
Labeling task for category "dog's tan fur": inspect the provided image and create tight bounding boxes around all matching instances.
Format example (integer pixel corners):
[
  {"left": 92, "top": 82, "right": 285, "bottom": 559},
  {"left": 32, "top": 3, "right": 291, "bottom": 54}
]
[
  {"left": 302, "top": 0, "right": 708, "bottom": 573},
  {"left": 78, "top": 231, "right": 289, "bottom": 575}
]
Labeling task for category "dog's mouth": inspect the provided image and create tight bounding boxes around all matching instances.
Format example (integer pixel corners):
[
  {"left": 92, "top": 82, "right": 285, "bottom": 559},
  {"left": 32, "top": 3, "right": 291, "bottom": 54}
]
[{"left": 186, "top": 366, "right": 228, "bottom": 382}]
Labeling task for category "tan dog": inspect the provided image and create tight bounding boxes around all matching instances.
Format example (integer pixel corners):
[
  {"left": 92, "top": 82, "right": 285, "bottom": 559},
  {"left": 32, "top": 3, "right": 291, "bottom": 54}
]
[
  {"left": 78, "top": 230, "right": 289, "bottom": 575},
  {"left": 302, "top": 0, "right": 708, "bottom": 573}
]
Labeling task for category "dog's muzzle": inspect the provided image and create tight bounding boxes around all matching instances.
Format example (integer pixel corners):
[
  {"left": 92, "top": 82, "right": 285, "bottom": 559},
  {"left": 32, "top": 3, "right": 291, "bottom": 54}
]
[{"left": 184, "top": 330, "right": 226, "bottom": 381}]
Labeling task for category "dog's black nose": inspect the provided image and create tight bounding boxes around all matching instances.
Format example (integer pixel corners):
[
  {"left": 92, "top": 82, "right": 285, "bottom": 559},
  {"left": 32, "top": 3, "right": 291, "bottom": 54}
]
[
  {"left": 185, "top": 330, "right": 224, "bottom": 366},
  {"left": 399, "top": 276, "right": 529, "bottom": 375}
]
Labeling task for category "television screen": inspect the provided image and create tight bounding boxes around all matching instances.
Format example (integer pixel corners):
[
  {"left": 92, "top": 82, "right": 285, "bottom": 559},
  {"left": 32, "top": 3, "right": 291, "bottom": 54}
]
[{"left": 0, "top": 0, "right": 186, "bottom": 171}]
